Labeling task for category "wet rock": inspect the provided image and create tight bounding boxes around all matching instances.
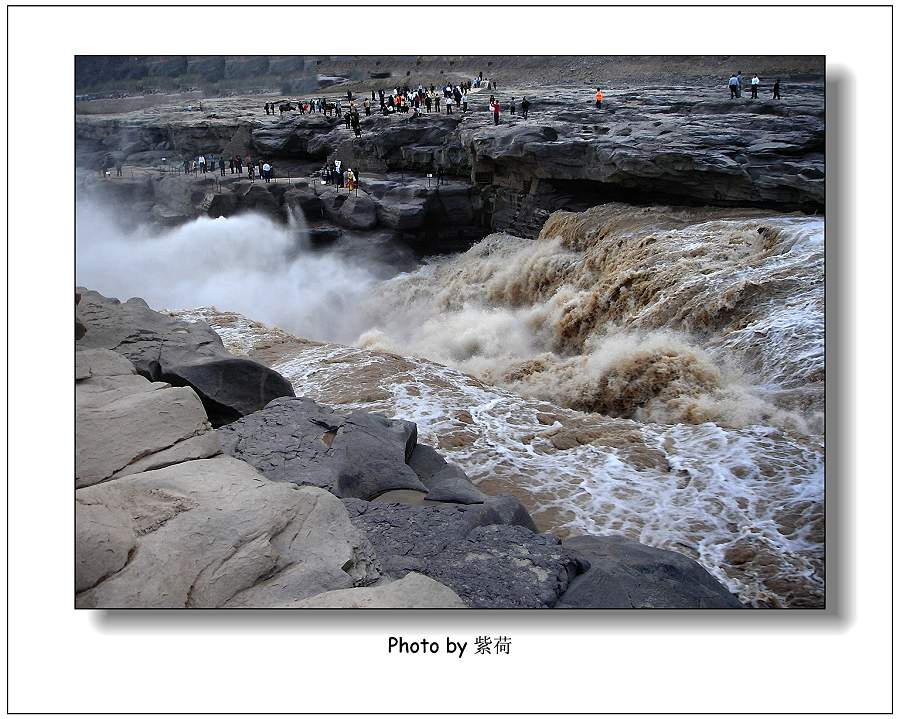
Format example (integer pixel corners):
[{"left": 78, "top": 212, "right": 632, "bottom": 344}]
[
  {"left": 240, "top": 183, "right": 282, "bottom": 220},
  {"left": 408, "top": 443, "right": 487, "bottom": 504},
  {"left": 283, "top": 183, "right": 323, "bottom": 217},
  {"left": 279, "top": 572, "right": 466, "bottom": 608},
  {"left": 76, "top": 288, "right": 295, "bottom": 426},
  {"left": 342, "top": 497, "right": 575, "bottom": 607},
  {"left": 204, "top": 191, "right": 239, "bottom": 218},
  {"left": 555, "top": 535, "right": 744, "bottom": 608},
  {"left": 218, "top": 396, "right": 428, "bottom": 499},
  {"left": 76, "top": 456, "right": 380, "bottom": 608}
]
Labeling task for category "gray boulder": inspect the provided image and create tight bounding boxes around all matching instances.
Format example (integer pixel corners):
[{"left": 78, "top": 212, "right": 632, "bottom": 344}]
[
  {"left": 407, "top": 443, "right": 487, "bottom": 504},
  {"left": 555, "top": 535, "right": 744, "bottom": 609},
  {"left": 218, "top": 396, "right": 428, "bottom": 499},
  {"left": 240, "top": 183, "right": 282, "bottom": 220},
  {"left": 75, "top": 456, "right": 380, "bottom": 608},
  {"left": 279, "top": 572, "right": 466, "bottom": 608},
  {"left": 374, "top": 186, "right": 429, "bottom": 230},
  {"left": 342, "top": 497, "right": 579, "bottom": 607},
  {"left": 317, "top": 186, "right": 378, "bottom": 230},
  {"left": 283, "top": 183, "right": 323, "bottom": 217},
  {"left": 76, "top": 289, "right": 295, "bottom": 426}
]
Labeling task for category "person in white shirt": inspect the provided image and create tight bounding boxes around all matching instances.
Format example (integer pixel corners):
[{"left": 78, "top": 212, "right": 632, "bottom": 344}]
[
  {"left": 750, "top": 75, "right": 760, "bottom": 99},
  {"left": 262, "top": 161, "right": 271, "bottom": 183}
]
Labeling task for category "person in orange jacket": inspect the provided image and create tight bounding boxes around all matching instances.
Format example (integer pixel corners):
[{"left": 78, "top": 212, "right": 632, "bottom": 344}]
[{"left": 595, "top": 88, "right": 604, "bottom": 110}]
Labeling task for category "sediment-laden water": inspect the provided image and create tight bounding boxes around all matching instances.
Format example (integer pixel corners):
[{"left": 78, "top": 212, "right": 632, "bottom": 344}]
[{"left": 79, "top": 200, "right": 824, "bottom": 608}]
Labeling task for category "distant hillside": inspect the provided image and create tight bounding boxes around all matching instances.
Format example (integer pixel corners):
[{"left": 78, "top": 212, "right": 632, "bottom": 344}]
[
  {"left": 75, "top": 56, "right": 320, "bottom": 96},
  {"left": 75, "top": 55, "right": 825, "bottom": 97}
]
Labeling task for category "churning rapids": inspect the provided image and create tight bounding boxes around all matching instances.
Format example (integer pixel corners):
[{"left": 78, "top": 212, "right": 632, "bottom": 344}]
[{"left": 76, "top": 201, "right": 825, "bottom": 608}]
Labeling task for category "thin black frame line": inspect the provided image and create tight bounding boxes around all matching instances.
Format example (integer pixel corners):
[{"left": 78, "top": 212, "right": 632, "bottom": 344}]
[{"left": 70, "top": 54, "right": 827, "bottom": 612}]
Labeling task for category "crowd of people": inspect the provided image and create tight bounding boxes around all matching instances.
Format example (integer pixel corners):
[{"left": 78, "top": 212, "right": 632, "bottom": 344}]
[
  {"left": 99, "top": 72, "right": 794, "bottom": 186},
  {"left": 260, "top": 72, "right": 503, "bottom": 125},
  {"left": 320, "top": 159, "right": 359, "bottom": 191},
  {"left": 181, "top": 154, "right": 275, "bottom": 182},
  {"left": 728, "top": 72, "right": 781, "bottom": 99}
]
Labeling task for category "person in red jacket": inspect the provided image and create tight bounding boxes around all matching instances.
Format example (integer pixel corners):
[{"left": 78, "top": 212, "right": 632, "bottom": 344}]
[
  {"left": 492, "top": 99, "right": 501, "bottom": 125},
  {"left": 595, "top": 88, "right": 604, "bottom": 110}
]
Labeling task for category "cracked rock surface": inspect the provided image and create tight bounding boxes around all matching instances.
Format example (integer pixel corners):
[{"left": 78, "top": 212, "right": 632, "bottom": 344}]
[
  {"left": 219, "top": 396, "right": 485, "bottom": 503},
  {"left": 342, "top": 497, "right": 581, "bottom": 608},
  {"left": 76, "top": 348, "right": 220, "bottom": 487},
  {"left": 76, "top": 456, "right": 380, "bottom": 608}
]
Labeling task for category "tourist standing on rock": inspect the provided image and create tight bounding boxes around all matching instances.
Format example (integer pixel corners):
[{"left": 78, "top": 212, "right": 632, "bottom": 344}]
[
  {"left": 751, "top": 75, "right": 760, "bottom": 98},
  {"left": 462, "top": 95, "right": 468, "bottom": 112},
  {"left": 491, "top": 98, "right": 501, "bottom": 125},
  {"left": 728, "top": 74, "right": 739, "bottom": 98},
  {"left": 351, "top": 113, "right": 361, "bottom": 138},
  {"left": 344, "top": 111, "right": 352, "bottom": 129},
  {"left": 773, "top": 79, "right": 781, "bottom": 99},
  {"left": 229, "top": 156, "right": 235, "bottom": 174},
  {"left": 264, "top": 102, "right": 270, "bottom": 115},
  {"left": 521, "top": 97, "right": 531, "bottom": 119},
  {"left": 509, "top": 97, "right": 516, "bottom": 115},
  {"left": 364, "top": 98, "right": 371, "bottom": 116},
  {"left": 258, "top": 159, "right": 264, "bottom": 178},
  {"left": 198, "top": 154, "right": 206, "bottom": 173},
  {"left": 425, "top": 94, "right": 432, "bottom": 113},
  {"left": 247, "top": 162, "right": 255, "bottom": 181},
  {"left": 262, "top": 161, "right": 271, "bottom": 183},
  {"left": 183, "top": 158, "right": 190, "bottom": 175},
  {"left": 219, "top": 156, "right": 226, "bottom": 176},
  {"left": 595, "top": 88, "right": 604, "bottom": 110},
  {"left": 445, "top": 95, "right": 454, "bottom": 115},
  {"left": 736, "top": 71, "right": 743, "bottom": 96},
  {"left": 115, "top": 159, "right": 123, "bottom": 177},
  {"left": 236, "top": 155, "right": 243, "bottom": 174}
]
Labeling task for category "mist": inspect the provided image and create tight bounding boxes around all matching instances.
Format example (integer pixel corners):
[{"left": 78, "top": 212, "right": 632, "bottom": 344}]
[{"left": 75, "top": 201, "right": 411, "bottom": 344}]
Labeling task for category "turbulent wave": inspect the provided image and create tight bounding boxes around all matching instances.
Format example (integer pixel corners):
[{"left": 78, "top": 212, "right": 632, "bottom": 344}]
[
  {"left": 178, "top": 308, "right": 824, "bottom": 608},
  {"left": 356, "top": 204, "right": 824, "bottom": 431},
  {"left": 102, "top": 197, "right": 824, "bottom": 608}
]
